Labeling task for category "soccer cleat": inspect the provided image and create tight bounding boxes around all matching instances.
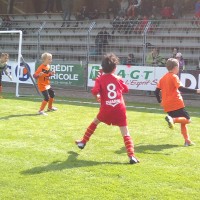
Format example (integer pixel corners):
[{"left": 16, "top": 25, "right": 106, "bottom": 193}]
[
  {"left": 184, "top": 141, "right": 195, "bottom": 147},
  {"left": 38, "top": 111, "right": 48, "bottom": 116},
  {"left": 165, "top": 116, "right": 174, "bottom": 129},
  {"left": 129, "top": 156, "right": 139, "bottom": 164},
  {"left": 47, "top": 107, "right": 58, "bottom": 112},
  {"left": 75, "top": 140, "right": 86, "bottom": 149}
]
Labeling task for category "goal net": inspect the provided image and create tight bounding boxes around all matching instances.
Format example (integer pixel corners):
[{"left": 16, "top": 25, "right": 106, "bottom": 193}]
[{"left": 0, "top": 30, "right": 39, "bottom": 97}]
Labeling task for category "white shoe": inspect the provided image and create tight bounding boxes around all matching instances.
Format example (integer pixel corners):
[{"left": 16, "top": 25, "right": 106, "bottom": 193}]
[
  {"left": 165, "top": 116, "right": 174, "bottom": 129},
  {"left": 47, "top": 107, "right": 58, "bottom": 112},
  {"left": 38, "top": 111, "right": 48, "bottom": 116},
  {"left": 184, "top": 141, "right": 195, "bottom": 147}
]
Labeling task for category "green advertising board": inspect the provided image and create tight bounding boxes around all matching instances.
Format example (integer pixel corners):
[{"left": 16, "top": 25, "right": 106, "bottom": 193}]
[{"left": 35, "top": 62, "right": 84, "bottom": 87}]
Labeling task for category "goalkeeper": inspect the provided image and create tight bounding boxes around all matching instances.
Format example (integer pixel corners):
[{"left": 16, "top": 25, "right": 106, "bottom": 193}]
[{"left": 0, "top": 53, "right": 12, "bottom": 98}]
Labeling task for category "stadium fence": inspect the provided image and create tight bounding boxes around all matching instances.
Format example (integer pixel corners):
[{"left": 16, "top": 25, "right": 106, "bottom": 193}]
[{"left": 0, "top": 15, "right": 200, "bottom": 99}]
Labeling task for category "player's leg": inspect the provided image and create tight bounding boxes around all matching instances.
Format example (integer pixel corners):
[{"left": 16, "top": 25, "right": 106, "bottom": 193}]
[
  {"left": 166, "top": 108, "right": 191, "bottom": 128},
  {"left": 120, "top": 126, "right": 139, "bottom": 164},
  {"left": 47, "top": 88, "right": 57, "bottom": 111},
  {"left": 75, "top": 118, "right": 100, "bottom": 149},
  {"left": 167, "top": 108, "right": 194, "bottom": 146},
  {"left": 180, "top": 123, "right": 194, "bottom": 146},
  {"left": 39, "top": 90, "right": 49, "bottom": 115}
]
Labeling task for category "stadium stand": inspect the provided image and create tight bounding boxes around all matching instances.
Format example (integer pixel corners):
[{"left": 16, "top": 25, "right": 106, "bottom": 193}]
[{"left": 0, "top": 13, "right": 200, "bottom": 69}]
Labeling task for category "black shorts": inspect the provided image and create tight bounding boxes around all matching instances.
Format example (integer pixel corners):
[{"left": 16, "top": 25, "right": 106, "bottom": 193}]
[
  {"left": 167, "top": 108, "right": 190, "bottom": 120},
  {"left": 42, "top": 88, "right": 55, "bottom": 101}
]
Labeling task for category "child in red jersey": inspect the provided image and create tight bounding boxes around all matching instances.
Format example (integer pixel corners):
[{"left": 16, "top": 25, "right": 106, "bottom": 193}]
[
  {"left": 155, "top": 58, "right": 200, "bottom": 146},
  {"left": 76, "top": 53, "right": 139, "bottom": 164},
  {"left": 33, "top": 52, "right": 57, "bottom": 116}
]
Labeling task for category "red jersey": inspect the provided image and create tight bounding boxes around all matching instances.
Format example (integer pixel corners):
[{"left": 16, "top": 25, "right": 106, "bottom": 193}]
[
  {"left": 92, "top": 73, "right": 129, "bottom": 126},
  {"left": 34, "top": 64, "right": 53, "bottom": 92},
  {"left": 157, "top": 72, "right": 185, "bottom": 112}
]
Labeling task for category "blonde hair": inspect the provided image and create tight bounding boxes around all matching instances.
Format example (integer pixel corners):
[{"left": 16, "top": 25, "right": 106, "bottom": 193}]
[
  {"left": 41, "top": 52, "right": 52, "bottom": 62},
  {"left": 1, "top": 53, "right": 9, "bottom": 58},
  {"left": 166, "top": 58, "right": 179, "bottom": 71}
]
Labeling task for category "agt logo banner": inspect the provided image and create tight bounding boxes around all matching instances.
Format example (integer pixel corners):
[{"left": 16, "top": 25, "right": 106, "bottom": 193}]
[
  {"left": 88, "top": 64, "right": 200, "bottom": 91},
  {"left": 2, "top": 61, "right": 35, "bottom": 84},
  {"left": 88, "top": 64, "right": 168, "bottom": 91}
]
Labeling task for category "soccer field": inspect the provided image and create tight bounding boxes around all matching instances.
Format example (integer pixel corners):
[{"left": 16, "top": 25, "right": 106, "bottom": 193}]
[{"left": 0, "top": 94, "right": 200, "bottom": 200}]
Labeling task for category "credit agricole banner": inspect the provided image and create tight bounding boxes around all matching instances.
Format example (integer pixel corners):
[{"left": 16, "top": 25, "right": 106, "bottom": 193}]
[
  {"left": 88, "top": 64, "right": 200, "bottom": 91},
  {"left": 50, "top": 63, "right": 84, "bottom": 86}
]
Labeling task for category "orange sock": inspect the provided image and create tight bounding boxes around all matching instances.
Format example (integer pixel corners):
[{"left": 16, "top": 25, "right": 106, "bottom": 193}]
[
  {"left": 124, "top": 135, "right": 135, "bottom": 157},
  {"left": 82, "top": 122, "right": 97, "bottom": 144},
  {"left": 48, "top": 97, "right": 54, "bottom": 109},
  {"left": 181, "top": 124, "right": 190, "bottom": 142},
  {"left": 39, "top": 100, "right": 48, "bottom": 111},
  {"left": 173, "top": 117, "right": 190, "bottom": 124}
]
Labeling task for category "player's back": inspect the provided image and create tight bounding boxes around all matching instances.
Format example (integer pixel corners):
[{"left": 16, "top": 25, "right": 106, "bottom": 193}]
[
  {"left": 159, "top": 72, "right": 184, "bottom": 112},
  {"left": 92, "top": 73, "right": 128, "bottom": 109}
]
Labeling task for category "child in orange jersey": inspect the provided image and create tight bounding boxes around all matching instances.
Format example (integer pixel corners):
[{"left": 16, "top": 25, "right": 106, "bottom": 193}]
[
  {"left": 75, "top": 53, "right": 139, "bottom": 164},
  {"left": 155, "top": 58, "right": 200, "bottom": 146},
  {"left": 33, "top": 52, "right": 57, "bottom": 116},
  {"left": 0, "top": 53, "right": 13, "bottom": 98}
]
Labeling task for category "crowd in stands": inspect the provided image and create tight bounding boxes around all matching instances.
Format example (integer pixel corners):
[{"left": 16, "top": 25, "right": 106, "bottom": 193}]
[{"left": 2, "top": 0, "right": 199, "bottom": 20}]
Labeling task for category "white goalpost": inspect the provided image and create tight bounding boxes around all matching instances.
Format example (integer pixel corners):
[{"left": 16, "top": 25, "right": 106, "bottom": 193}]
[
  {"left": 0, "top": 30, "right": 40, "bottom": 97},
  {"left": 0, "top": 30, "right": 22, "bottom": 97}
]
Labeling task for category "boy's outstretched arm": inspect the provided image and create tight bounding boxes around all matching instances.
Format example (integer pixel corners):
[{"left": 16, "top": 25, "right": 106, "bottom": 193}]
[
  {"left": 154, "top": 88, "right": 161, "bottom": 103},
  {"left": 178, "top": 86, "right": 200, "bottom": 94}
]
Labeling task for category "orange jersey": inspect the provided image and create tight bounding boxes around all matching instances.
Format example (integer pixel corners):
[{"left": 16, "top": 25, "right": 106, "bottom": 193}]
[
  {"left": 34, "top": 64, "right": 52, "bottom": 92},
  {"left": 157, "top": 72, "right": 185, "bottom": 112}
]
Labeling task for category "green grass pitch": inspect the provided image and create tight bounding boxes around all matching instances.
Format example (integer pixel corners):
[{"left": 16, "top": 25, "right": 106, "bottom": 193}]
[{"left": 0, "top": 94, "right": 200, "bottom": 200}]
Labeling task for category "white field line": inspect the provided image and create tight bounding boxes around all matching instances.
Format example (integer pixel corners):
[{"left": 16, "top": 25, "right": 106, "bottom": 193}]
[{"left": 32, "top": 98, "right": 200, "bottom": 115}]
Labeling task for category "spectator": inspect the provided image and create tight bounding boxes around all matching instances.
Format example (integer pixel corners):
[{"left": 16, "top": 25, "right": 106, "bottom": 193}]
[
  {"left": 44, "top": 0, "right": 62, "bottom": 13},
  {"left": 151, "top": 0, "right": 162, "bottom": 18},
  {"left": 173, "top": 0, "right": 183, "bottom": 19},
  {"left": 175, "top": 52, "right": 185, "bottom": 71},
  {"left": 133, "top": 0, "right": 141, "bottom": 17},
  {"left": 134, "top": 15, "right": 148, "bottom": 34},
  {"left": 95, "top": 27, "right": 111, "bottom": 55},
  {"left": 134, "top": 0, "right": 141, "bottom": 8},
  {"left": 119, "top": 0, "right": 129, "bottom": 17},
  {"left": 0, "top": 16, "right": 11, "bottom": 30},
  {"left": 146, "top": 47, "right": 166, "bottom": 66},
  {"left": 106, "top": 0, "right": 120, "bottom": 19},
  {"left": 61, "top": 0, "right": 73, "bottom": 27},
  {"left": 7, "top": 0, "right": 15, "bottom": 14},
  {"left": 194, "top": 0, "right": 200, "bottom": 18},
  {"left": 75, "top": 5, "right": 89, "bottom": 21},
  {"left": 161, "top": 5, "right": 173, "bottom": 19},
  {"left": 89, "top": 9, "right": 100, "bottom": 20},
  {"left": 172, "top": 47, "right": 179, "bottom": 58},
  {"left": 122, "top": 53, "right": 136, "bottom": 65},
  {"left": 127, "top": 1, "right": 135, "bottom": 19}
]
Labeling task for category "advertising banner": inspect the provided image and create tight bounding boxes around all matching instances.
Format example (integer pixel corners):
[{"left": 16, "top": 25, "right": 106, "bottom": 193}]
[
  {"left": 88, "top": 64, "right": 200, "bottom": 91},
  {"left": 2, "top": 61, "right": 35, "bottom": 84},
  {"left": 180, "top": 70, "right": 200, "bottom": 89},
  {"left": 49, "top": 63, "right": 84, "bottom": 87}
]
